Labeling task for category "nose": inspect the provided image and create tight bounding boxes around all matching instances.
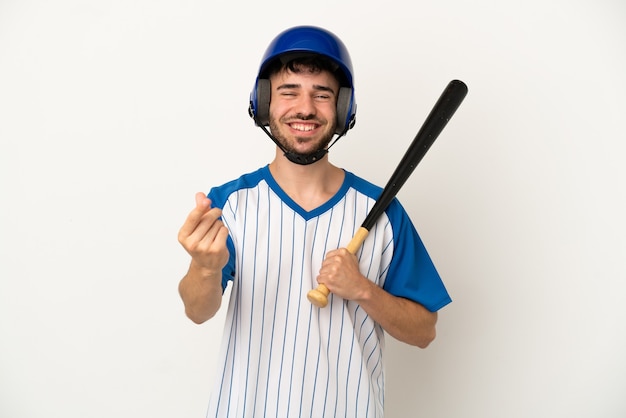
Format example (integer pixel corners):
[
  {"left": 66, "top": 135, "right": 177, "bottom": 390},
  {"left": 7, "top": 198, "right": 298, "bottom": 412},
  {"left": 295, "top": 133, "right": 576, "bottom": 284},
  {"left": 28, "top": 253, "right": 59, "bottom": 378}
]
[{"left": 293, "top": 94, "right": 316, "bottom": 118}]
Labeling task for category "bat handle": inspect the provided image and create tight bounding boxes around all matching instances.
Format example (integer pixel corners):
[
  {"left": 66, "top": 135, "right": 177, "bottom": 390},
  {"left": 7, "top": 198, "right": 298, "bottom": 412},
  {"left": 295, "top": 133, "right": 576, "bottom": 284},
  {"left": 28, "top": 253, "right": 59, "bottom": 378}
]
[
  {"left": 307, "top": 227, "right": 370, "bottom": 307},
  {"left": 307, "top": 284, "right": 331, "bottom": 307}
]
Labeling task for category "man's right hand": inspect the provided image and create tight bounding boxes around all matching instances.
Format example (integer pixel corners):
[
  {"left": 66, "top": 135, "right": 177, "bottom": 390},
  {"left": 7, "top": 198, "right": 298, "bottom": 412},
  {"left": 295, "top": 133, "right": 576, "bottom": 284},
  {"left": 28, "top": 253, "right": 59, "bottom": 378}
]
[{"left": 178, "top": 192, "right": 230, "bottom": 274}]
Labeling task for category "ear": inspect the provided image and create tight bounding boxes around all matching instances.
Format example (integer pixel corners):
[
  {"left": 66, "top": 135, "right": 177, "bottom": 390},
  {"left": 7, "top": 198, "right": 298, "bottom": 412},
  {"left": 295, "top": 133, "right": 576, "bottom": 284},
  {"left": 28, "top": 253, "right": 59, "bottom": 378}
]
[
  {"left": 336, "top": 87, "right": 354, "bottom": 134},
  {"left": 253, "top": 79, "right": 271, "bottom": 126}
]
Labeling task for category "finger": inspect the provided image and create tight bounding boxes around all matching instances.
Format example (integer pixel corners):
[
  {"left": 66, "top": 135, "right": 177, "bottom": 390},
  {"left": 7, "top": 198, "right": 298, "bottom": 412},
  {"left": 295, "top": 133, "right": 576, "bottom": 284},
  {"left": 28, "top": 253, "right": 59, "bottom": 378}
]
[
  {"left": 182, "top": 207, "right": 223, "bottom": 246},
  {"left": 178, "top": 193, "right": 216, "bottom": 239},
  {"left": 325, "top": 247, "right": 350, "bottom": 258},
  {"left": 197, "top": 223, "right": 231, "bottom": 271},
  {"left": 195, "top": 216, "right": 227, "bottom": 249},
  {"left": 195, "top": 192, "right": 211, "bottom": 209},
  {"left": 215, "top": 223, "right": 230, "bottom": 243}
]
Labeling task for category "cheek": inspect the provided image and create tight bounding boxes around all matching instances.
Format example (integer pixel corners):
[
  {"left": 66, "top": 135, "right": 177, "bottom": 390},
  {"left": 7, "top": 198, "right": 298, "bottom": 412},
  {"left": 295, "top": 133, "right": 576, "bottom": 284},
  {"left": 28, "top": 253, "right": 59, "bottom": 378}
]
[{"left": 268, "top": 99, "right": 290, "bottom": 119}]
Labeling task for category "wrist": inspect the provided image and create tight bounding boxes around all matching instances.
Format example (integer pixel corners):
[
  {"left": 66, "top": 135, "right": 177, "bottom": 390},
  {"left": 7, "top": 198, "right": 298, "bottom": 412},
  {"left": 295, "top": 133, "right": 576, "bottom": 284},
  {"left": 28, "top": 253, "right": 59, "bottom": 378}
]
[
  {"left": 189, "top": 260, "right": 223, "bottom": 282},
  {"left": 354, "top": 276, "right": 377, "bottom": 304}
]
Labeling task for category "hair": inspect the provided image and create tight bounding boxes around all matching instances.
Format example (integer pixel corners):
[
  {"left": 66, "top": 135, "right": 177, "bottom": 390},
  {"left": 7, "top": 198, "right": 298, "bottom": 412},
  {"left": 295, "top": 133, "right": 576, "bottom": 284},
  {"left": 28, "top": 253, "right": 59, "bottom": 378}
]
[{"left": 262, "top": 54, "right": 349, "bottom": 88}]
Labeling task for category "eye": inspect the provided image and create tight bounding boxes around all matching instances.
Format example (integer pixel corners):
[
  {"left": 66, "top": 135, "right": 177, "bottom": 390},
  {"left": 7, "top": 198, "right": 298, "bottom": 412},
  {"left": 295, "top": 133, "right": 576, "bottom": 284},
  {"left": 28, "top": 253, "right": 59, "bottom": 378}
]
[{"left": 280, "top": 91, "right": 297, "bottom": 97}]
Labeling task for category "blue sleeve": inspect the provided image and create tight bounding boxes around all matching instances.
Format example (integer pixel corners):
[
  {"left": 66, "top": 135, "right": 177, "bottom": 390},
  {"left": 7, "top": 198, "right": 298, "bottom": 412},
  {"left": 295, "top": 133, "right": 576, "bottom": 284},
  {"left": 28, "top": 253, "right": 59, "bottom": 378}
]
[
  {"left": 382, "top": 199, "right": 452, "bottom": 312},
  {"left": 207, "top": 188, "right": 236, "bottom": 293},
  {"left": 219, "top": 236, "right": 236, "bottom": 292}
]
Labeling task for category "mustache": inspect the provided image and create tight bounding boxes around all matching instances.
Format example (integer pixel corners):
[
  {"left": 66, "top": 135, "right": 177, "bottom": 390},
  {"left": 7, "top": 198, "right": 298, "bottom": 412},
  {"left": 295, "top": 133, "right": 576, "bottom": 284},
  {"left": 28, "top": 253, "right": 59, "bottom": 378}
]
[{"left": 284, "top": 113, "right": 324, "bottom": 123}]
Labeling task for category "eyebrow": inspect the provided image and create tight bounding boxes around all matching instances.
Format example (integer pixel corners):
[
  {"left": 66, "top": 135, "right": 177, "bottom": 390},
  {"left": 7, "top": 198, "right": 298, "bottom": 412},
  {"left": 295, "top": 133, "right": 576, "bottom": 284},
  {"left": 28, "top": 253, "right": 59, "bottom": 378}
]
[{"left": 276, "top": 83, "right": 336, "bottom": 94}]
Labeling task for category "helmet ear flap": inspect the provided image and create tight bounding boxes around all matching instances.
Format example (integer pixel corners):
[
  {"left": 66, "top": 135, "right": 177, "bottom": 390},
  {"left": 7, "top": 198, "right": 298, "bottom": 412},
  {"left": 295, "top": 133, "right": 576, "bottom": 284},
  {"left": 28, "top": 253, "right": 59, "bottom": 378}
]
[
  {"left": 336, "top": 87, "right": 355, "bottom": 135},
  {"left": 252, "top": 79, "right": 271, "bottom": 126}
]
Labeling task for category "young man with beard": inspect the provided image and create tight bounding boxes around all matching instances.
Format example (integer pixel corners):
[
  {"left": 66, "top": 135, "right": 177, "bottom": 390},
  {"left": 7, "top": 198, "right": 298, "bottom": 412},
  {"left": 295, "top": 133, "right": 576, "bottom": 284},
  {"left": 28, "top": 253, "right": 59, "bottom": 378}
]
[{"left": 177, "top": 26, "right": 451, "bottom": 417}]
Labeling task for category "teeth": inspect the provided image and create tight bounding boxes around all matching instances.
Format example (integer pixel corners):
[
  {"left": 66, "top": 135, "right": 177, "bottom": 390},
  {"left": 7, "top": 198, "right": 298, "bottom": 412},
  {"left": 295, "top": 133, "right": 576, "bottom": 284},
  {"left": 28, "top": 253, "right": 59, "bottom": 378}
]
[{"left": 291, "top": 123, "right": 315, "bottom": 132}]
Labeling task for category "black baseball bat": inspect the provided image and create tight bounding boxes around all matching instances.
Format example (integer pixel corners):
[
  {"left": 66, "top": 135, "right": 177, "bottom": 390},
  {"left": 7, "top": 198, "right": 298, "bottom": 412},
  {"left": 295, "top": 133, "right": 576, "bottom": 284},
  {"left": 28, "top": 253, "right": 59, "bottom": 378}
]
[{"left": 307, "top": 79, "right": 468, "bottom": 308}]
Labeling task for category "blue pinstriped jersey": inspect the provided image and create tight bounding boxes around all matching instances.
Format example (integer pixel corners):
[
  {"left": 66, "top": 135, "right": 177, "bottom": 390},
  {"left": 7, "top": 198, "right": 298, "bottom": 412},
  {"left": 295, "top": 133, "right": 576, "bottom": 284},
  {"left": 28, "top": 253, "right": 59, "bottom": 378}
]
[{"left": 205, "top": 165, "right": 451, "bottom": 418}]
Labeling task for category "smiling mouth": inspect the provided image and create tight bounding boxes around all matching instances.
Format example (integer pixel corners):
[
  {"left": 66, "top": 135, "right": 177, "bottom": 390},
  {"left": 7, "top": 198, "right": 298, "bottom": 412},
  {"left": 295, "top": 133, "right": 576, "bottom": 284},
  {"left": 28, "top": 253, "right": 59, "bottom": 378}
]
[{"left": 289, "top": 122, "right": 319, "bottom": 132}]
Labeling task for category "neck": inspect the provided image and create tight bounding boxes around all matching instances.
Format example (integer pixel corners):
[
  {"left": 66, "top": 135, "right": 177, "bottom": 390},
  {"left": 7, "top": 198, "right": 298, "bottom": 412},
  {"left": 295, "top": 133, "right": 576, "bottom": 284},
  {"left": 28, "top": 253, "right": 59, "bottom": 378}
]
[{"left": 269, "top": 150, "right": 344, "bottom": 211}]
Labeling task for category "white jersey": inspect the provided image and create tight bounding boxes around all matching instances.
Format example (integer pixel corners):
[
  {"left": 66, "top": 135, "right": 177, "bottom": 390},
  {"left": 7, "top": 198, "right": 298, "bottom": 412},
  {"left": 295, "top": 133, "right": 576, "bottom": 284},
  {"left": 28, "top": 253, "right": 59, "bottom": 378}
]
[{"left": 205, "top": 166, "right": 451, "bottom": 418}]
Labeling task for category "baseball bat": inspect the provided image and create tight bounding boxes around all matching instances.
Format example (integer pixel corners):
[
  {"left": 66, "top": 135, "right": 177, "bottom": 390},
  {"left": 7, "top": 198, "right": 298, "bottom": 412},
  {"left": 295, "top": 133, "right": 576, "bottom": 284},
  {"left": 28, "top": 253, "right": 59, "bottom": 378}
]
[{"left": 307, "top": 79, "right": 468, "bottom": 308}]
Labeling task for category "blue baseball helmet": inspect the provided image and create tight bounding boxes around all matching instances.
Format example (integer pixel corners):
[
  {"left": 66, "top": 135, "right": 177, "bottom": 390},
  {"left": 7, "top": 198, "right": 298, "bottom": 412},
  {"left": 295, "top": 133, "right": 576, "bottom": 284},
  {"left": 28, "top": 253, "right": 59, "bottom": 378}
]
[{"left": 249, "top": 26, "right": 357, "bottom": 135}]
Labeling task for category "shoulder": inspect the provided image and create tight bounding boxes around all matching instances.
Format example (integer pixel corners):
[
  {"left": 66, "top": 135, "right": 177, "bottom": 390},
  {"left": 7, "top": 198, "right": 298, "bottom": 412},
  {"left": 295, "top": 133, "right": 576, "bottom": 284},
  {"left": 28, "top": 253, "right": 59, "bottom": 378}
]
[
  {"left": 345, "top": 170, "right": 383, "bottom": 200},
  {"left": 345, "top": 170, "right": 407, "bottom": 220},
  {"left": 208, "top": 166, "right": 268, "bottom": 208}
]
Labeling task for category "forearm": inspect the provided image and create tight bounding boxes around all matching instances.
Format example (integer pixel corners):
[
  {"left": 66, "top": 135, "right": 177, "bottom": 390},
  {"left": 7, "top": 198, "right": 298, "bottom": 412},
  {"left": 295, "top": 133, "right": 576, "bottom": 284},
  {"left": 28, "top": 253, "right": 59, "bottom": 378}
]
[
  {"left": 355, "top": 281, "right": 438, "bottom": 348},
  {"left": 178, "top": 261, "right": 224, "bottom": 324}
]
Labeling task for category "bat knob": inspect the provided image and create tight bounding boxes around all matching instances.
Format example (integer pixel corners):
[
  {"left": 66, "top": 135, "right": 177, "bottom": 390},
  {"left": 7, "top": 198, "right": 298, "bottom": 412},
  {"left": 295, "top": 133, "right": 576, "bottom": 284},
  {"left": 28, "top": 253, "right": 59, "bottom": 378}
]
[{"left": 307, "top": 285, "right": 330, "bottom": 308}]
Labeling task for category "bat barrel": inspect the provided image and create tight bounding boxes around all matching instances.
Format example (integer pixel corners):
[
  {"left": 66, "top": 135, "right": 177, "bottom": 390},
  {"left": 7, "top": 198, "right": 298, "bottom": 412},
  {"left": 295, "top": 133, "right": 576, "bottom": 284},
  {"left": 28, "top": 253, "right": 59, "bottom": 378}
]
[{"left": 361, "top": 80, "right": 467, "bottom": 231}]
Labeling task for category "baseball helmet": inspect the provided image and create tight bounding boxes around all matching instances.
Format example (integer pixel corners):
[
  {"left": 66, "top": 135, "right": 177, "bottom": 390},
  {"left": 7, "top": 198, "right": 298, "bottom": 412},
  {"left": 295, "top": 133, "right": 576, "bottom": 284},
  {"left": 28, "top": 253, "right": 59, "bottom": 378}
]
[{"left": 249, "top": 25, "right": 357, "bottom": 135}]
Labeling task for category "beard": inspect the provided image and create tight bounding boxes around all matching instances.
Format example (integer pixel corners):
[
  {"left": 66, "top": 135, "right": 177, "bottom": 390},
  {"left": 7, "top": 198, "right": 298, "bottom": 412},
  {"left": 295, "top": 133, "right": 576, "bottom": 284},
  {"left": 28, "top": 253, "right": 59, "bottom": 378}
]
[{"left": 268, "top": 114, "right": 336, "bottom": 157}]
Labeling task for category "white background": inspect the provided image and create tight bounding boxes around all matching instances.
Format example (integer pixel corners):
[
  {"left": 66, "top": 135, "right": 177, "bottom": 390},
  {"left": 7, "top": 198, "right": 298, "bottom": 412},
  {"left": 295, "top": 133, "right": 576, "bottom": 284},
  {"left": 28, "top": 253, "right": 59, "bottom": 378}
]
[{"left": 1, "top": 0, "right": 625, "bottom": 417}]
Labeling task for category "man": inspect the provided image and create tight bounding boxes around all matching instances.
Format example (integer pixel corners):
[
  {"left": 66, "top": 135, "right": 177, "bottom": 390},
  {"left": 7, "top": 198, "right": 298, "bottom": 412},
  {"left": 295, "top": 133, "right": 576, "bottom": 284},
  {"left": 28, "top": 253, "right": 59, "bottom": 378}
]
[{"left": 178, "top": 25, "right": 451, "bottom": 417}]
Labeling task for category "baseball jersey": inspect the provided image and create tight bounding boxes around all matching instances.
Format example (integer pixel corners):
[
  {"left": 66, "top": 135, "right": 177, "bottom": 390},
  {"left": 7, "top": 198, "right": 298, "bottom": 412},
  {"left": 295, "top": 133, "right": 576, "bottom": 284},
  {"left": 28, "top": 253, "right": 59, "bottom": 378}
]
[{"left": 205, "top": 165, "right": 451, "bottom": 418}]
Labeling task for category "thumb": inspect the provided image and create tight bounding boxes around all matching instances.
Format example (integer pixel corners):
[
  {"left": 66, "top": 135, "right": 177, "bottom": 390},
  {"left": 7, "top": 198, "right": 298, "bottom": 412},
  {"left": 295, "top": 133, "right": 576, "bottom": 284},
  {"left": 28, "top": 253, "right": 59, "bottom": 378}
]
[{"left": 194, "top": 192, "right": 211, "bottom": 210}]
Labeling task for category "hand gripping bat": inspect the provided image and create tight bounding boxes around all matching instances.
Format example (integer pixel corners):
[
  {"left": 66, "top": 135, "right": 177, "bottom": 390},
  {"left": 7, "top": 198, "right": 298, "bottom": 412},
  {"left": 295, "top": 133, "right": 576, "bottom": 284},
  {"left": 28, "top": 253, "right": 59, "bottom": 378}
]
[{"left": 306, "top": 79, "right": 468, "bottom": 308}]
